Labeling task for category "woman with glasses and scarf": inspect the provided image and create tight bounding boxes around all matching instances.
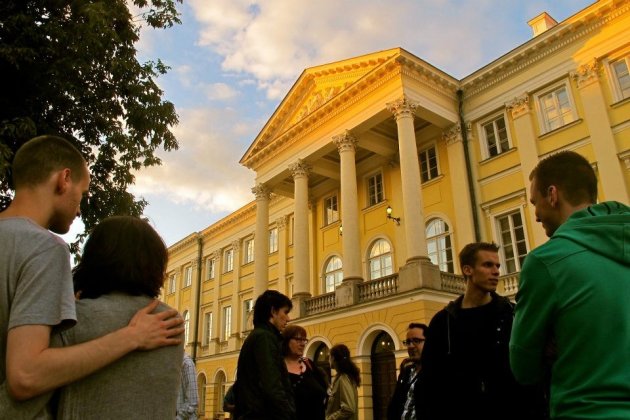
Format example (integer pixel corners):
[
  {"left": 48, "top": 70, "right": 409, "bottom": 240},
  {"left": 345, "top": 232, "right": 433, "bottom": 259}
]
[{"left": 282, "top": 325, "right": 328, "bottom": 420}]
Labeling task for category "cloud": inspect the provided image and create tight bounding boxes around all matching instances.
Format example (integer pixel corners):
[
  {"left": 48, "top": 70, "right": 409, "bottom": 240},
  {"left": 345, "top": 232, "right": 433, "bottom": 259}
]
[
  {"left": 131, "top": 106, "right": 257, "bottom": 213},
  {"left": 202, "top": 82, "right": 240, "bottom": 101}
]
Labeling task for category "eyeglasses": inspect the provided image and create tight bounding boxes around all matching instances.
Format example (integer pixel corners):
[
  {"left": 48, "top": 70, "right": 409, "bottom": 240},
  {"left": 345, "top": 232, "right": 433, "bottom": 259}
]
[
  {"left": 402, "top": 338, "right": 425, "bottom": 346},
  {"left": 291, "top": 337, "right": 309, "bottom": 344}
]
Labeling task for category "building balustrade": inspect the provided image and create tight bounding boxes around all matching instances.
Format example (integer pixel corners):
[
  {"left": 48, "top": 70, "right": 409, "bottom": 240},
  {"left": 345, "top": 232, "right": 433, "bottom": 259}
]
[
  {"left": 304, "top": 291, "right": 336, "bottom": 315},
  {"left": 358, "top": 274, "right": 399, "bottom": 302}
]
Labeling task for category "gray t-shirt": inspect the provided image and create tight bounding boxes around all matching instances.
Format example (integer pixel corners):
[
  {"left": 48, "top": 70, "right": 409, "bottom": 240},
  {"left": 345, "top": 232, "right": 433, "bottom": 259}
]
[
  {"left": 56, "top": 293, "right": 184, "bottom": 419},
  {"left": 0, "top": 217, "right": 76, "bottom": 419}
]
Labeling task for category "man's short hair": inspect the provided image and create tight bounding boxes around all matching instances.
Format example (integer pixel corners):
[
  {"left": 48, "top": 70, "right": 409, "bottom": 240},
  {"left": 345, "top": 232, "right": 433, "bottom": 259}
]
[
  {"left": 11, "top": 135, "right": 86, "bottom": 189},
  {"left": 529, "top": 150, "right": 597, "bottom": 205},
  {"left": 252, "top": 290, "right": 292, "bottom": 327},
  {"left": 459, "top": 242, "right": 499, "bottom": 277},
  {"left": 408, "top": 323, "right": 428, "bottom": 334},
  {"left": 73, "top": 216, "right": 168, "bottom": 299}
]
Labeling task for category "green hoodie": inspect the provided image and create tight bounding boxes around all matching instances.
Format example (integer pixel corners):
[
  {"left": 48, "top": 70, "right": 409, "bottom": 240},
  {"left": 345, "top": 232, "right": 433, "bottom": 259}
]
[{"left": 510, "top": 201, "right": 630, "bottom": 420}]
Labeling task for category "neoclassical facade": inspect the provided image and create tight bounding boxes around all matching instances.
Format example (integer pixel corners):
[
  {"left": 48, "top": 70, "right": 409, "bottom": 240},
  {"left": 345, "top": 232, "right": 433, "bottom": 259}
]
[{"left": 162, "top": 1, "right": 630, "bottom": 418}]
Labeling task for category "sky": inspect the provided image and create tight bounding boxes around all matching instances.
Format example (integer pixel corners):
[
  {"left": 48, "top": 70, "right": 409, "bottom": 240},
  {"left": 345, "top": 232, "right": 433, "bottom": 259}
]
[{"left": 63, "top": 0, "right": 595, "bottom": 247}]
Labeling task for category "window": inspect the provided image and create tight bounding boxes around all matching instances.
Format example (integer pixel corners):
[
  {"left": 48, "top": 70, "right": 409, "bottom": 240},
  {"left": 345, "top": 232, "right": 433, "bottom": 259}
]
[
  {"left": 244, "top": 238, "right": 254, "bottom": 264},
  {"left": 368, "top": 239, "right": 393, "bottom": 280},
  {"left": 206, "top": 258, "right": 215, "bottom": 280},
  {"left": 222, "top": 306, "right": 232, "bottom": 341},
  {"left": 203, "top": 312, "right": 213, "bottom": 345},
  {"left": 536, "top": 83, "right": 577, "bottom": 133},
  {"left": 610, "top": 55, "right": 630, "bottom": 100},
  {"left": 269, "top": 228, "right": 278, "bottom": 253},
  {"left": 224, "top": 248, "right": 234, "bottom": 273},
  {"left": 367, "top": 173, "right": 384, "bottom": 206},
  {"left": 419, "top": 146, "right": 439, "bottom": 182},
  {"left": 481, "top": 114, "right": 510, "bottom": 158},
  {"left": 324, "top": 195, "right": 339, "bottom": 225},
  {"left": 426, "top": 218, "right": 454, "bottom": 273},
  {"left": 167, "top": 274, "right": 176, "bottom": 294},
  {"left": 324, "top": 256, "right": 343, "bottom": 293},
  {"left": 183, "top": 310, "right": 190, "bottom": 344},
  {"left": 496, "top": 211, "right": 528, "bottom": 274},
  {"left": 184, "top": 266, "right": 193, "bottom": 287},
  {"left": 243, "top": 299, "right": 253, "bottom": 330},
  {"left": 289, "top": 216, "right": 294, "bottom": 245}
]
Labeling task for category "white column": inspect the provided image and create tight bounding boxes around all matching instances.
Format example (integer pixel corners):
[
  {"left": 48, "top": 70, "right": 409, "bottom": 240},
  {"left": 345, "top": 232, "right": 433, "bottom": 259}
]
[
  {"left": 209, "top": 250, "right": 221, "bottom": 354},
  {"left": 386, "top": 95, "right": 428, "bottom": 263},
  {"left": 571, "top": 60, "right": 629, "bottom": 203},
  {"left": 276, "top": 216, "right": 288, "bottom": 295},
  {"left": 229, "top": 240, "right": 240, "bottom": 351},
  {"left": 333, "top": 130, "right": 363, "bottom": 282},
  {"left": 252, "top": 184, "right": 271, "bottom": 298},
  {"left": 506, "top": 94, "right": 547, "bottom": 247},
  {"left": 289, "top": 159, "right": 311, "bottom": 298}
]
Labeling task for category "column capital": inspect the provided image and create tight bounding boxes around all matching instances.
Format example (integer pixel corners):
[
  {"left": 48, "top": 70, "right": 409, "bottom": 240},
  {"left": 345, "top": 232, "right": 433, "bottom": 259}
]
[
  {"left": 289, "top": 159, "right": 311, "bottom": 179},
  {"left": 571, "top": 59, "right": 601, "bottom": 88},
  {"left": 252, "top": 183, "right": 271, "bottom": 200},
  {"left": 231, "top": 240, "right": 240, "bottom": 251},
  {"left": 386, "top": 95, "right": 418, "bottom": 121},
  {"left": 506, "top": 94, "right": 530, "bottom": 119},
  {"left": 442, "top": 123, "right": 463, "bottom": 146},
  {"left": 212, "top": 250, "right": 222, "bottom": 260},
  {"left": 333, "top": 130, "right": 358, "bottom": 153},
  {"left": 275, "top": 215, "right": 288, "bottom": 229}
]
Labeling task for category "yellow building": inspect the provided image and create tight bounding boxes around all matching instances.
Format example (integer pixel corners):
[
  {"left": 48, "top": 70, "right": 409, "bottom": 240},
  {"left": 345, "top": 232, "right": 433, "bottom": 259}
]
[{"left": 162, "top": 1, "right": 630, "bottom": 418}]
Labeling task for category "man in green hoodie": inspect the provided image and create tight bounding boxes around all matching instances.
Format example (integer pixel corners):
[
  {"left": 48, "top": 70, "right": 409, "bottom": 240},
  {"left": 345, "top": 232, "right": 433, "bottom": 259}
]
[{"left": 510, "top": 150, "right": 630, "bottom": 419}]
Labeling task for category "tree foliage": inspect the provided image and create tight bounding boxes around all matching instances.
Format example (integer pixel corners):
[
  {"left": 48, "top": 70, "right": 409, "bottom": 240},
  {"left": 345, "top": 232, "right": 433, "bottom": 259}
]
[{"left": 0, "top": 0, "right": 181, "bottom": 253}]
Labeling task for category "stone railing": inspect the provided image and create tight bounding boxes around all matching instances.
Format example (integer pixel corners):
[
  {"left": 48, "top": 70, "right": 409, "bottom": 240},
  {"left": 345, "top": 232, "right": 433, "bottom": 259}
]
[
  {"left": 304, "top": 291, "right": 336, "bottom": 315},
  {"left": 358, "top": 273, "right": 399, "bottom": 302},
  {"left": 500, "top": 273, "right": 520, "bottom": 296},
  {"left": 440, "top": 272, "right": 466, "bottom": 294}
]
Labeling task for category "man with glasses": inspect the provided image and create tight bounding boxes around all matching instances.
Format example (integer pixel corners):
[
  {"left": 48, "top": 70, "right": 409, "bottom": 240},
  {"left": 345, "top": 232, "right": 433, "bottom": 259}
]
[{"left": 387, "top": 323, "right": 427, "bottom": 420}]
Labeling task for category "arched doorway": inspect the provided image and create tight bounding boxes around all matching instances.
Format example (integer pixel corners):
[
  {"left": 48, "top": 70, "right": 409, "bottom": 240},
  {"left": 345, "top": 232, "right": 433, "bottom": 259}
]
[
  {"left": 313, "top": 342, "right": 331, "bottom": 384},
  {"left": 215, "top": 370, "right": 227, "bottom": 418},
  {"left": 198, "top": 372, "right": 207, "bottom": 416},
  {"left": 371, "top": 331, "right": 396, "bottom": 420}
]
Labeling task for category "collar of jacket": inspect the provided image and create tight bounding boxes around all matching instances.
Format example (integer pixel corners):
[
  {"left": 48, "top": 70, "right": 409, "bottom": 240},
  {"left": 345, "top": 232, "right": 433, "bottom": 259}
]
[
  {"left": 255, "top": 321, "right": 283, "bottom": 340},
  {"left": 444, "top": 292, "right": 513, "bottom": 318}
]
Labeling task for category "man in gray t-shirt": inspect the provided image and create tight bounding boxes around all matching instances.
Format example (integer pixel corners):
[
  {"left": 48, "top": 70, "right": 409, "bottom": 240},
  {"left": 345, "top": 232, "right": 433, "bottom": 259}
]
[{"left": 1, "top": 135, "right": 184, "bottom": 418}]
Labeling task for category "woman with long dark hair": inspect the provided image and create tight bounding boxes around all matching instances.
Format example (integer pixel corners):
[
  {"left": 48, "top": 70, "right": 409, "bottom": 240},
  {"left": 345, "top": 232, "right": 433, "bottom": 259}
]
[{"left": 326, "top": 344, "right": 360, "bottom": 420}]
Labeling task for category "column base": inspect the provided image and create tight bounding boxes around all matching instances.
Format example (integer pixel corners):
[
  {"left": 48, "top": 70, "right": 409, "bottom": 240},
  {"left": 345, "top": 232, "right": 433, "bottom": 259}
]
[
  {"left": 335, "top": 278, "right": 362, "bottom": 308},
  {"left": 291, "top": 293, "right": 312, "bottom": 319},
  {"left": 398, "top": 257, "right": 441, "bottom": 292}
]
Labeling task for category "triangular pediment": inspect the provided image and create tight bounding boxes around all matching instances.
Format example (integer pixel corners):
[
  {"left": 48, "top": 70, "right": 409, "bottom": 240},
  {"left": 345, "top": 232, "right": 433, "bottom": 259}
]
[{"left": 241, "top": 48, "right": 403, "bottom": 167}]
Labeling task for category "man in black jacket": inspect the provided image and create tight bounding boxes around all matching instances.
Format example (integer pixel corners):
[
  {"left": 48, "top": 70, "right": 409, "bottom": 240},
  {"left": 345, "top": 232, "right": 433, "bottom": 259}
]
[
  {"left": 387, "top": 323, "right": 427, "bottom": 420},
  {"left": 234, "top": 290, "right": 296, "bottom": 420},
  {"left": 418, "top": 242, "right": 545, "bottom": 419}
]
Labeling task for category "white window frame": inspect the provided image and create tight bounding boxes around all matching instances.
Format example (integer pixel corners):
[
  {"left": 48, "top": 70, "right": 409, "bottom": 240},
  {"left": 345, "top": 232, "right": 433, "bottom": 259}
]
[
  {"left": 183, "top": 310, "right": 190, "bottom": 344},
  {"left": 206, "top": 258, "right": 215, "bottom": 280},
  {"left": 184, "top": 266, "right": 193, "bottom": 287},
  {"left": 323, "top": 194, "right": 340, "bottom": 225},
  {"left": 224, "top": 248, "right": 234, "bottom": 273},
  {"left": 366, "top": 171, "right": 384, "bottom": 207},
  {"left": 203, "top": 311, "right": 213, "bottom": 345},
  {"left": 323, "top": 255, "right": 343, "bottom": 293},
  {"left": 493, "top": 207, "right": 529, "bottom": 274},
  {"left": 222, "top": 306, "right": 232, "bottom": 341},
  {"left": 242, "top": 299, "right": 253, "bottom": 330},
  {"left": 368, "top": 238, "right": 394, "bottom": 280},
  {"left": 244, "top": 238, "right": 254, "bottom": 264},
  {"left": 269, "top": 228, "right": 278, "bottom": 253},
  {"left": 167, "top": 273, "right": 176, "bottom": 294},
  {"left": 419, "top": 144, "right": 439, "bottom": 183},
  {"left": 534, "top": 81, "right": 578, "bottom": 134},
  {"left": 479, "top": 112, "right": 512, "bottom": 159},
  {"left": 426, "top": 218, "right": 454, "bottom": 273},
  {"left": 605, "top": 53, "right": 630, "bottom": 102}
]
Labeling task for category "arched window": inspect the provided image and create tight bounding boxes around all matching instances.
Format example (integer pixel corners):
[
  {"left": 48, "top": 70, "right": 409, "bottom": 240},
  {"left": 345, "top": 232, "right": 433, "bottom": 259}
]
[
  {"left": 426, "top": 218, "right": 454, "bottom": 273},
  {"left": 368, "top": 239, "right": 393, "bottom": 280},
  {"left": 198, "top": 373, "right": 207, "bottom": 415},
  {"left": 324, "top": 256, "right": 343, "bottom": 293},
  {"left": 183, "top": 310, "right": 190, "bottom": 344}
]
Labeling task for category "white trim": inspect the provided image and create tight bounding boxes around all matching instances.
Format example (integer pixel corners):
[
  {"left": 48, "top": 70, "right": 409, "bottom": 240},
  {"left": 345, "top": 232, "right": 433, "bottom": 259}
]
[
  {"left": 603, "top": 51, "right": 630, "bottom": 103},
  {"left": 477, "top": 110, "right": 513, "bottom": 160},
  {"left": 491, "top": 206, "right": 530, "bottom": 275},
  {"left": 533, "top": 79, "right": 579, "bottom": 135},
  {"left": 357, "top": 323, "right": 400, "bottom": 356},
  {"left": 418, "top": 142, "right": 441, "bottom": 183},
  {"left": 364, "top": 169, "right": 385, "bottom": 208}
]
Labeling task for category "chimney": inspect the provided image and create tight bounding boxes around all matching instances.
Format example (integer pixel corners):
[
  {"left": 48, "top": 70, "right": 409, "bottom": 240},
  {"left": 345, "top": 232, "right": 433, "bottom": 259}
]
[{"left": 527, "top": 12, "right": 558, "bottom": 37}]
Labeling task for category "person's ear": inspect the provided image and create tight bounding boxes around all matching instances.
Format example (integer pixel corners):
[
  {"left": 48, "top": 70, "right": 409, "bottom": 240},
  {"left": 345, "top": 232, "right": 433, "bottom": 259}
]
[
  {"left": 462, "top": 265, "right": 473, "bottom": 278},
  {"left": 547, "top": 185, "right": 559, "bottom": 208},
  {"left": 55, "top": 168, "right": 71, "bottom": 194}
]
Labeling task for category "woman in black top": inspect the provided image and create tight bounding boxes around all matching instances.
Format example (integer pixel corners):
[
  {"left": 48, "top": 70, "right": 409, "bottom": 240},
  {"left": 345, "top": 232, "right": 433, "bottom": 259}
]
[{"left": 282, "top": 325, "right": 328, "bottom": 420}]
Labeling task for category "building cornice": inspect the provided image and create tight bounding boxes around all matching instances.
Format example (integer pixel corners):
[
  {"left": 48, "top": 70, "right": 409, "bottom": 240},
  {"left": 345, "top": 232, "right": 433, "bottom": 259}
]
[{"left": 168, "top": 233, "right": 200, "bottom": 255}]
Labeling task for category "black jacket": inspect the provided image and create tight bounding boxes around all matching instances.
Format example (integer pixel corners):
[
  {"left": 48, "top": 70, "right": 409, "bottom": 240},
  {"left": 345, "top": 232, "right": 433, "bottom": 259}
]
[
  {"left": 418, "top": 293, "right": 546, "bottom": 420},
  {"left": 387, "top": 361, "right": 421, "bottom": 420},
  {"left": 234, "top": 322, "right": 296, "bottom": 420}
]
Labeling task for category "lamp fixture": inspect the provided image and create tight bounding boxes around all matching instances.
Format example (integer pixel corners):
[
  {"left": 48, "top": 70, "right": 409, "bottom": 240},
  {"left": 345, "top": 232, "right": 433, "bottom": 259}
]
[
  {"left": 386, "top": 206, "right": 401, "bottom": 225},
  {"left": 339, "top": 224, "right": 343, "bottom": 236}
]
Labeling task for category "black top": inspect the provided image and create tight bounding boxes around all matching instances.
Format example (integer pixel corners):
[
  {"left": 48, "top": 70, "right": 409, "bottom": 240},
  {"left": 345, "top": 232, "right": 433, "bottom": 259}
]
[{"left": 290, "top": 360, "right": 327, "bottom": 420}]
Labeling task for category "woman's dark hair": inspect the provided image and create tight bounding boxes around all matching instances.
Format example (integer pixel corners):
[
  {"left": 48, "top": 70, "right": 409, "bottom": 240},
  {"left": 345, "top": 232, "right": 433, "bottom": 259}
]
[
  {"left": 252, "top": 290, "right": 292, "bottom": 327},
  {"left": 281, "top": 324, "right": 307, "bottom": 356},
  {"left": 73, "top": 216, "right": 168, "bottom": 299},
  {"left": 330, "top": 344, "right": 361, "bottom": 386}
]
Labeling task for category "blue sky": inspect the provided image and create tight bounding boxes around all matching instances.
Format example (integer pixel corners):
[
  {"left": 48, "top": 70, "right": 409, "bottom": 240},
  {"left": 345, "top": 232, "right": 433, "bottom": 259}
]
[{"left": 64, "top": 0, "right": 595, "bottom": 246}]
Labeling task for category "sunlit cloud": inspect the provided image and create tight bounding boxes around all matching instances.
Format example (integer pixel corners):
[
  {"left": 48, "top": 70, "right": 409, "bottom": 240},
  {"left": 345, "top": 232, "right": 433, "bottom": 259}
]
[{"left": 202, "top": 82, "right": 240, "bottom": 101}]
